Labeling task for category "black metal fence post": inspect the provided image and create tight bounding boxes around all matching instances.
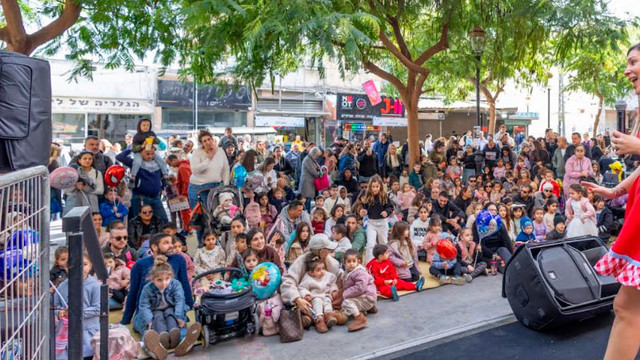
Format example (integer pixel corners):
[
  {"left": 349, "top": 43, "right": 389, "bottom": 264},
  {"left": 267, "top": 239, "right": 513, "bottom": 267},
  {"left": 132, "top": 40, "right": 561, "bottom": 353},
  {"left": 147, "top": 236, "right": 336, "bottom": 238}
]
[{"left": 67, "top": 232, "right": 84, "bottom": 360}]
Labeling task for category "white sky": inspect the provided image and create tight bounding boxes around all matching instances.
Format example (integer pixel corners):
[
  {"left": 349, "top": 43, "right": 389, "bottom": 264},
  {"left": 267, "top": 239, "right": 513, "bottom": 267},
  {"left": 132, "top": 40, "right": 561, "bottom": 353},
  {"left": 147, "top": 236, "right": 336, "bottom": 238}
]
[{"left": 608, "top": 0, "right": 640, "bottom": 19}]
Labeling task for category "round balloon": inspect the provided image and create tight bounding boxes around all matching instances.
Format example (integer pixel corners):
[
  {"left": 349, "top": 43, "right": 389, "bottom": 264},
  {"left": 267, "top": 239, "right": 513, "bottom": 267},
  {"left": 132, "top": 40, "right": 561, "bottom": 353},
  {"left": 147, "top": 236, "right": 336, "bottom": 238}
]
[
  {"left": 50, "top": 166, "right": 79, "bottom": 190},
  {"left": 0, "top": 248, "right": 27, "bottom": 280},
  {"left": 249, "top": 262, "right": 281, "bottom": 300},
  {"left": 104, "top": 165, "right": 125, "bottom": 187},
  {"left": 475, "top": 210, "right": 503, "bottom": 241},
  {"left": 436, "top": 239, "right": 457, "bottom": 260}
]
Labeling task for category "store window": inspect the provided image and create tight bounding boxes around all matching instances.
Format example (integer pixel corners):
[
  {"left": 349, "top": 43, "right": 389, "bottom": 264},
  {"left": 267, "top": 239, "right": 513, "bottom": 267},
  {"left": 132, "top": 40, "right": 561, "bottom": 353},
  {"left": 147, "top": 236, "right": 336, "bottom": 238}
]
[
  {"left": 161, "top": 109, "right": 247, "bottom": 131},
  {"left": 52, "top": 113, "right": 86, "bottom": 144},
  {"left": 88, "top": 114, "right": 150, "bottom": 145}
]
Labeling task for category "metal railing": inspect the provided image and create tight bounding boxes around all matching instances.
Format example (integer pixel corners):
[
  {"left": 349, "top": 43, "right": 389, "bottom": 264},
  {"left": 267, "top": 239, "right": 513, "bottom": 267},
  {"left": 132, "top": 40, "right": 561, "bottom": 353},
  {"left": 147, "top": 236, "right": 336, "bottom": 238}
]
[{"left": 0, "top": 166, "right": 50, "bottom": 359}]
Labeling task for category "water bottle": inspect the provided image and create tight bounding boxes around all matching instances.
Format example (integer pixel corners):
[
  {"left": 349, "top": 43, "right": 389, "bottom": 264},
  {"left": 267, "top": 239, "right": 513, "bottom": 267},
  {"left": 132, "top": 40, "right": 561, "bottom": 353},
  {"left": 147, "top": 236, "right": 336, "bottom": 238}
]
[{"left": 265, "top": 303, "right": 272, "bottom": 318}]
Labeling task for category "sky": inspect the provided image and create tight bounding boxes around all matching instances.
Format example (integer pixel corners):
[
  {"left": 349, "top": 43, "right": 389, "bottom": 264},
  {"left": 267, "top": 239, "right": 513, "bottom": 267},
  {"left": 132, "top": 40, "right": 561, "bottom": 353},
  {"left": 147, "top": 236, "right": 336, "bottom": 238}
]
[{"left": 608, "top": 0, "right": 640, "bottom": 19}]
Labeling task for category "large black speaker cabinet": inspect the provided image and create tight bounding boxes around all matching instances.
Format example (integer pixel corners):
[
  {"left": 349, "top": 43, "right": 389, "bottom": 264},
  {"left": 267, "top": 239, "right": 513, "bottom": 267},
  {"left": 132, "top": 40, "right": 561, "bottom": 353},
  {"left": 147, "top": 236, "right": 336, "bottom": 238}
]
[
  {"left": 502, "top": 236, "right": 620, "bottom": 330},
  {"left": 0, "top": 50, "right": 51, "bottom": 172}
]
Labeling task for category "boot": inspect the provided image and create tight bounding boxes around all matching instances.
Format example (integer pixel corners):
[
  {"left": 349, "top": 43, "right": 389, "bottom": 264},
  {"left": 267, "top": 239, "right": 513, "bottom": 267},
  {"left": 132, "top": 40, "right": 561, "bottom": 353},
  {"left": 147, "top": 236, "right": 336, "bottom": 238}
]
[
  {"left": 301, "top": 314, "right": 313, "bottom": 329},
  {"left": 315, "top": 316, "right": 328, "bottom": 333},
  {"left": 325, "top": 312, "right": 337, "bottom": 328},
  {"left": 367, "top": 306, "right": 378, "bottom": 315},
  {"left": 348, "top": 313, "right": 368, "bottom": 332},
  {"left": 333, "top": 311, "right": 349, "bottom": 325}
]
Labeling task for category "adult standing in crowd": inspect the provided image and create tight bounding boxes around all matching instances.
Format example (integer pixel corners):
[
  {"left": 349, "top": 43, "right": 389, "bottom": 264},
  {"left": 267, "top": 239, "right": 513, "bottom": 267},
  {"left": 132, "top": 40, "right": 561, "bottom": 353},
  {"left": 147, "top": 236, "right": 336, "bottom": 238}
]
[
  {"left": 373, "top": 133, "right": 390, "bottom": 170},
  {"left": 76, "top": 135, "right": 113, "bottom": 174},
  {"left": 563, "top": 144, "right": 594, "bottom": 199},
  {"left": 552, "top": 136, "right": 568, "bottom": 178},
  {"left": 167, "top": 154, "right": 192, "bottom": 231},
  {"left": 187, "top": 130, "right": 230, "bottom": 211},
  {"left": 565, "top": 132, "right": 592, "bottom": 161},
  {"left": 286, "top": 144, "right": 301, "bottom": 173},
  {"left": 299, "top": 147, "right": 323, "bottom": 211}
]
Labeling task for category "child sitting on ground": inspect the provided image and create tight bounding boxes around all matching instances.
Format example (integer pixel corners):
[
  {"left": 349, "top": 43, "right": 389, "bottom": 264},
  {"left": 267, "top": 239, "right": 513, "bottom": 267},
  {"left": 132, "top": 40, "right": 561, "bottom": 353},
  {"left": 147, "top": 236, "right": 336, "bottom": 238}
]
[
  {"left": 543, "top": 199, "right": 558, "bottom": 232},
  {"left": 331, "top": 224, "right": 352, "bottom": 262},
  {"left": 366, "top": 245, "right": 425, "bottom": 301},
  {"left": 50, "top": 246, "right": 69, "bottom": 287},
  {"left": 422, "top": 217, "right": 442, "bottom": 263},
  {"left": 104, "top": 252, "right": 130, "bottom": 310},
  {"left": 546, "top": 215, "right": 567, "bottom": 241},
  {"left": 297, "top": 257, "right": 339, "bottom": 333},
  {"left": 532, "top": 207, "right": 547, "bottom": 242},
  {"left": 214, "top": 192, "right": 239, "bottom": 226},
  {"left": 130, "top": 118, "right": 169, "bottom": 187},
  {"left": 324, "top": 204, "right": 345, "bottom": 237},
  {"left": 515, "top": 216, "right": 536, "bottom": 247},
  {"left": 341, "top": 249, "right": 377, "bottom": 332},
  {"left": 139, "top": 256, "right": 201, "bottom": 359},
  {"left": 429, "top": 234, "right": 469, "bottom": 285},
  {"left": 388, "top": 221, "right": 422, "bottom": 282},
  {"left": 194, "top": 232, "right": 226, "bottom": 284},
  {"left": 456, "top": 227, "right": 486, "bottom": 279},
  {"left": 410, "top": 206, "right": 431, "bottom": 256}
]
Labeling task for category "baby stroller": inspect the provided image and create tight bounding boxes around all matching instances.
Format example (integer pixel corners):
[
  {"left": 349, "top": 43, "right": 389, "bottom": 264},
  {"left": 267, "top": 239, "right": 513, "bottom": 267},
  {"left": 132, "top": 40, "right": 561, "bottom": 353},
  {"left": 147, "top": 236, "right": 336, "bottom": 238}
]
[
  {"left": 192, "top": 268, "right": 258, "bottom": 348},
  {"left": 197, "top": 185, "right": 244, "bottom": 235}
]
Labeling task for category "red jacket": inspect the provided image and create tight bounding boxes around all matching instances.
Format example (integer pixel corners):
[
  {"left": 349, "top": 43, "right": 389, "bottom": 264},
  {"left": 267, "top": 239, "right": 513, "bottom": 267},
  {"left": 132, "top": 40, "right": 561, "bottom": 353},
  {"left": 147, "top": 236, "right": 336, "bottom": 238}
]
[
  {"left": 176, "top": 160, "right": 192, "bottom": 197},
  {"left": 366, "top": 258, "right": 398, "bottom": 287}
]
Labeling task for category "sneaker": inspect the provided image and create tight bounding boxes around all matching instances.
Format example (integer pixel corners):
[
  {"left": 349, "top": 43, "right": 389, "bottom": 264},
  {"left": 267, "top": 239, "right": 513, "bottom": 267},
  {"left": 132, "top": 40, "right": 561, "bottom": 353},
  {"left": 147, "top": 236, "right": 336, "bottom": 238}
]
[
  {"left": 390, "top": 285, "right": 399, "bottom": 301},
  {"left": 143, "top": 330, "right": 168, "bottom": 360},
  {"left": 451, "top": 276, "right": 466, "bottom": 285},
  {"left": 415, "top": 276, "right": 425, "bottom": 292},
  {"left": 174, "top": 323, "right": 202, "bottom": 357},
  {"left": 127, "top": 177, "right": 136, "bottom": 189},
  {"left": 439, "top": 275, "right": 451, "bottom": 285},
  {"left": 463, "top": 273, "right": 473, "bottom": 283},
  {"left": 169, "top": 328, "right": 181, "bottom": 349},
  {"left": 159, "top": 331, "right": 170, "bottom": 349}
]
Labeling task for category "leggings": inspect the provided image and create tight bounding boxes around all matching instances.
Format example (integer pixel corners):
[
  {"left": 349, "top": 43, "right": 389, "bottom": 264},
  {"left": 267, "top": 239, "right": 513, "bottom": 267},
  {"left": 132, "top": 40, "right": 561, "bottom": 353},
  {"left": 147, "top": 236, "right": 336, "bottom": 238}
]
[
  {"left": 378, "top": 279, "right": 416, "bottom": 298},
  {"left": 365, "top": 218, "right": 389, "bottom": 263}
]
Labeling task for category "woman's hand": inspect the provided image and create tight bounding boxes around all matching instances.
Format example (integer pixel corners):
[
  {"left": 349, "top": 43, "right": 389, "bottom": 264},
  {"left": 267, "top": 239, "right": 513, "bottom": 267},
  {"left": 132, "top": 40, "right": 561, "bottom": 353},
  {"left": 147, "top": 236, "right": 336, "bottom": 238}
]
[
  {"left": 359, "top": 209, "right": 368, "bottom": 217},
  {"left": 611, "top": 131, "right": 640, "bottom": 156},
  {"left": 295, "top": 297, "right": 311, "bottom": 315},
  {"left": 581, "top": 181, "right": 616, "bottom": 199}
]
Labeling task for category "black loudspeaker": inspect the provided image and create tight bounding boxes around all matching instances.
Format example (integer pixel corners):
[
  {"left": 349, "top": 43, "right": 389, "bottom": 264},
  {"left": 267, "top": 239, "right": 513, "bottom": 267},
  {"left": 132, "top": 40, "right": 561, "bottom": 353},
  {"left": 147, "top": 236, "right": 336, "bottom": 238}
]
[
  {"left": 0, "top": 50, "right": 52, "bottom": 172},
  {"left": 502, "top": 236, "right": 620, "bottom": 330}
]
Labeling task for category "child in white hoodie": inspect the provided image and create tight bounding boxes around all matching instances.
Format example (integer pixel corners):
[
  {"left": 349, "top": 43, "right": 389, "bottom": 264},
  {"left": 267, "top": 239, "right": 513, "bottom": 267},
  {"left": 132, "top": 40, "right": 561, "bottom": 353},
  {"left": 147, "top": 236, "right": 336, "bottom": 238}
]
[{"left": 297, "top": 257, "right": 339, "bottom": 333}]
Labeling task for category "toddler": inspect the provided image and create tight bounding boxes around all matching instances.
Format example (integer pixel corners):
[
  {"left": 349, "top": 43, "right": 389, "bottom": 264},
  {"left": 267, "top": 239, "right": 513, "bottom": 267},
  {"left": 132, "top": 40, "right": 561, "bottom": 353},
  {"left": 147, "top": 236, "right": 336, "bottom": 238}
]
[
  {"left": 139, "top": 256, "right": 200, "bottom": 358},
  {"left": 397, "top": 183, "right": 416, "bottom": 213},
  {"left": 543, "top": 199, "right": 558, "bottom": 232},
  {"left": 311, "top": 195, "right": 327, "bottom": 218},
  {"left": 366, "top": 245, "right": 424, "bottom": 301},
  {"left": 99, "top": 188, "right": 129, "bottom": 227},
  {"left": 173, "top": 237, "right": 195, "bottom": 285},
  {"left": 429, "top": 237, "right": 468, "bottom": 285},
  {"left": 311, "top": 208, "right": 327, "bottom": 235},
  {"left": 546, "top": 215, "right": 567, "bottom": 241},
  {"left": 50, "top": 246, "right": 69, "bottom": 287},
  {"left": 297, "top": 257, "right": 339, "bottom": 333},
  {"left": 269, "top": 187, "right": 288, "bottom": 214},
  {"left": 532, "top": 207, "right": 547, "bottom": 242},
  {"left": 594, "top": 195, "right": 613, "bottom": 242},
  {"left": 194, "top": 232, "right": 226, "bottom": 284},
  {"left": 341, "top": 249, "right": 377, "bottom": 332},
  {"left": 214, "top": 193, "right": 239, "bottom": 226},
  {"left": 331, "top": 224, "right": 352, "bottom": 262},
  {"left": 268, "top": 230, "right": 286, "bottom": 266},
  {"left": 445, "top": 156, "right": 462, "bottom": 180},
  {"left": 422, "top": 217, "right": 442, "bottom": 263},
  {"left": 104, "top": 252, "right": 130, "bottom": 310},
  {"left": 515, "top": 216, "right": 536, "bottom": 247},
  {"left": 130, "top": 118, "right": 169, "bottom": 185}
]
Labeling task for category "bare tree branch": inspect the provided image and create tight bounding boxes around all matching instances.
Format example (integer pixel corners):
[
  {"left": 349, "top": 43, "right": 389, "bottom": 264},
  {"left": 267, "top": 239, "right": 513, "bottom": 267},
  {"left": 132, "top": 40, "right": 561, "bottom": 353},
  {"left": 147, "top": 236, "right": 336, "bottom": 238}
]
[
  {"left": 27, "top": 0, "right": 81, "bottom": 54},
  {"left": 1, "top": 0, "right": 27, "bottom": 43},
  {"left": 389, "top": 16, "right": 411, "bottom": 59},
  {"left": 378, "top": 29, "right": 427, "bottom": 75},
  {"left": 364, "top": 60, "right": 407, "bottom": 97}
]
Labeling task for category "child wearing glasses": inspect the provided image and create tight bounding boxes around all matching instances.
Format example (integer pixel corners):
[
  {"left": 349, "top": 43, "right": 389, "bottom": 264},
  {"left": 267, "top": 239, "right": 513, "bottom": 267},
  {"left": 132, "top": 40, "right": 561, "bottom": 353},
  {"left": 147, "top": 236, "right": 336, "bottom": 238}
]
[{"left": 538, "top": 170, "right": 561, "bottom": 198}]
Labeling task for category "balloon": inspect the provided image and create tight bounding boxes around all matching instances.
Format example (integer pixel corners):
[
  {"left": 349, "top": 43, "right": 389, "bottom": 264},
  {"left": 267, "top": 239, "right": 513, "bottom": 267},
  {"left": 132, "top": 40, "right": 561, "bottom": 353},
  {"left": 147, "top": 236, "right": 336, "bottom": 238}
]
[
  {"left": 244, "top": 171, "right": 264, "bottom": 192},
  {"left": 0, "top": 248, "right": 33, "bottom": 280},
  {"left": 50, "top": 166, "right": 79, "bottom": 190},
  {"left": 436, "top": 239, "right": 458, "bottom": 260},
  {"left": 104, "top": 165, "right": 126, "bottom": 187},
  {"left": 250, "top": 262, "right": 281, "bottom": 300},
  {"left": 475, "top": 210, "right": 503, "bottom": 241}
]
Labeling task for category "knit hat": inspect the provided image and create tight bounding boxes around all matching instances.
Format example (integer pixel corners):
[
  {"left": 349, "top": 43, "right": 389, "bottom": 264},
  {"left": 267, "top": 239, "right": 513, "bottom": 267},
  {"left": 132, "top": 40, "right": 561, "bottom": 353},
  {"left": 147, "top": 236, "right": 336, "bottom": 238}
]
[
  {"left": 542, "top": 182, "right": 554, "bottom": 191},
  {"left": 219, "top": 192, "right": 234, "bottom": 204},
  {"left": 553, "top": 214, "right": 566, "bottom": 226},
  {"left": 520, "top": 216, "right": 533, "bottom": 229}
]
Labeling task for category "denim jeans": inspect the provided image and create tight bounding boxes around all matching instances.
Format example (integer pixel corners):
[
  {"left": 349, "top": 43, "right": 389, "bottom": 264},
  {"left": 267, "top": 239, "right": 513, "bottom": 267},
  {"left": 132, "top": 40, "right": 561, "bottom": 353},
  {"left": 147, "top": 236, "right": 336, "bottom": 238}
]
[{"left": 130, "top": 193, "right": 168, "bottom": 222}]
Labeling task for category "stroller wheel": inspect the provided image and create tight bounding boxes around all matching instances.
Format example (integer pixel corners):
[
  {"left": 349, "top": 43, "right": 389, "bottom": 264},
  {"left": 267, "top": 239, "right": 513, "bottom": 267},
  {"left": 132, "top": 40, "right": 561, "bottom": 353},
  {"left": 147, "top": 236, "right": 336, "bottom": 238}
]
[
  {"left": 201, "top": 326, "right": 210, "bottom": 349},
  {"left": 251, "top": 313, "right": 260, "bottom": 337}
]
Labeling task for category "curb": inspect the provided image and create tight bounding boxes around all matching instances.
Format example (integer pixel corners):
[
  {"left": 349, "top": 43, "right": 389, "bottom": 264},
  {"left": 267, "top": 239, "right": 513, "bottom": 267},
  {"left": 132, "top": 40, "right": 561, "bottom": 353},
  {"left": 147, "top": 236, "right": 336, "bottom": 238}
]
[{"left": 347, "top": 313, "right": 517, "bottom": 360}]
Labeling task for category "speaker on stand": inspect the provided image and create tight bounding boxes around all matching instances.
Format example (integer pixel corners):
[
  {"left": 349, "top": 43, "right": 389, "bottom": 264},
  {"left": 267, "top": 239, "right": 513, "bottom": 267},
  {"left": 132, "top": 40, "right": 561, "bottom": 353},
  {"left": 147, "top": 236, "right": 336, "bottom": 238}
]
[{"left": 502, "top": 236, "right": 620, "bottom": 330}]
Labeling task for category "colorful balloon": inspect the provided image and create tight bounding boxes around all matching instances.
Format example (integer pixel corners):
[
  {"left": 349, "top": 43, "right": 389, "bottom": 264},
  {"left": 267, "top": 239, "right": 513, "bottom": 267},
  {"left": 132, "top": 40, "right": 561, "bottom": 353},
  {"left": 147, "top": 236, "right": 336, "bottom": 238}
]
[
  {"left": 104, "top": 165, "right": 126, "bottom": 187},
  {"left": 50, "top": 166, "right": 79, "bottom": 190},
  {"left": 436, "top": 239, "right": 458, "bottom": 260},
  {"left": 475, "top": 210, "right": 503, "bottom": 241},
  {"left": 250, "top": 262, "right": 281, "bottom": 300}
]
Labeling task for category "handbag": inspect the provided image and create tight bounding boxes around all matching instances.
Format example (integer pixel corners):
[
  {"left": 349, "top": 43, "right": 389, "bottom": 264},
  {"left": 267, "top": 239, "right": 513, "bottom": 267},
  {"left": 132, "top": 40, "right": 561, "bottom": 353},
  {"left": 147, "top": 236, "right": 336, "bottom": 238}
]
[
  {"left": 314, "top": 166, "right": 330, "bottom": 192},
  {"left": 277, "top": 307, "right": 304, "bottom": 343}
]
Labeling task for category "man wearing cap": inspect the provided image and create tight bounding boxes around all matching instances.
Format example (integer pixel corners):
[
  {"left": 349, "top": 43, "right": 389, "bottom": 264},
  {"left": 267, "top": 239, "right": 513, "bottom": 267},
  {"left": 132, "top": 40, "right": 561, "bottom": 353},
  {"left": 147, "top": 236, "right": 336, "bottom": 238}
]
[
  {"left": 224, "top": 142, "right": 236, "bottom": 166},
  {"left": 280, "top": 233, "right": 347, "bottom": 328}
]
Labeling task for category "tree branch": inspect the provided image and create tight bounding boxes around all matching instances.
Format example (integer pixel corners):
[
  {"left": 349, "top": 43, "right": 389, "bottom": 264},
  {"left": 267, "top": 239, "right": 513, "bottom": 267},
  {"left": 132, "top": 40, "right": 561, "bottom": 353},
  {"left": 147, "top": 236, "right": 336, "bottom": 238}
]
[
  {"left": 27, "top": 0, "right": 81, "bottom": 54},
  {"left": 363, "top": 60, "right": 407, "bottom": 97},
  {"left": 414, "top": 71, "right": 429, "bottom": 103},
  {"left": 389, "top": 16, "right": 411, "bottom": 59},
  {"left": 0, "top": 27, "right": 8, "bottom": 42},
  {"left": 378, "top": 29, "right": 427, "bottom": 75},
  {"left": 1, "top": 0, "right": 27, "bottom": 42}
]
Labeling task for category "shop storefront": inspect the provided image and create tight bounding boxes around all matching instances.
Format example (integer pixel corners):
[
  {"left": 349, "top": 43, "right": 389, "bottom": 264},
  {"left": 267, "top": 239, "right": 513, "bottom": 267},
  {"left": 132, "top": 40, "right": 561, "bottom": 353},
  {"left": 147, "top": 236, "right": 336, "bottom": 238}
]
[
  {"left": 157, "top": 80, "right": 250, "bottom": 131},
  {"left": 336, "top": 93, "right": 405, "bottom": 141},
  {"left": 500, "top": 112, "right": 538, "bottom": 137}
]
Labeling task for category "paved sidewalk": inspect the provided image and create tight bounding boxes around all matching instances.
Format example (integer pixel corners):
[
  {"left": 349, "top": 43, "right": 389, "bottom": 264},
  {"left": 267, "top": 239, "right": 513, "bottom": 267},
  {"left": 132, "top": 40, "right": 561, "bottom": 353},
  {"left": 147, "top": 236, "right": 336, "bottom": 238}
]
[{"left": 172, "top": 276, "right": 514, "bottom": 360}]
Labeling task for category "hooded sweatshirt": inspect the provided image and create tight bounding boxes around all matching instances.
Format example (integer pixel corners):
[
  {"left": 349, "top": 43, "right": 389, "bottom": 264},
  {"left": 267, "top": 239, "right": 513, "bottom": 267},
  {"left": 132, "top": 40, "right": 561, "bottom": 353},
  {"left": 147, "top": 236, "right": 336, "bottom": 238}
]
[
  {"left": 515, "top": 216, "right": 536, "bottom": 246},
  {"left": 410, "top": 217, "right": 430, "bottom": 249},
  {"left": 131, "top": 119, "right": 159, "bottom": 153}
]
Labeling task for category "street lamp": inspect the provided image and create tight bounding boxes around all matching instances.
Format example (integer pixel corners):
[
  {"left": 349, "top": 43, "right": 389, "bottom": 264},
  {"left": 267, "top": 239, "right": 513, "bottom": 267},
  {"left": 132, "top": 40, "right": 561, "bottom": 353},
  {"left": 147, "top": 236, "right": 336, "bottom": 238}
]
[
  {"left": 470, "top": 27, "right": 487, "bottom": 128},
  {"left": 615, "top": 100, "right": 627, "bottom": 133}
]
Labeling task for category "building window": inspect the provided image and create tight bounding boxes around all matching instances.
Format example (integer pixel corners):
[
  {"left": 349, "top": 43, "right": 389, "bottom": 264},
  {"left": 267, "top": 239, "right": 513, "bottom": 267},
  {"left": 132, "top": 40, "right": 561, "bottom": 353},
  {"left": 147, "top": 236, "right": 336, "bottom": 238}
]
[
  {"left": 52, "top": 113, "right": 85, "bottom": 144},
  {"left": 161, "top": 109, "right": 247, "bottom": 130}
]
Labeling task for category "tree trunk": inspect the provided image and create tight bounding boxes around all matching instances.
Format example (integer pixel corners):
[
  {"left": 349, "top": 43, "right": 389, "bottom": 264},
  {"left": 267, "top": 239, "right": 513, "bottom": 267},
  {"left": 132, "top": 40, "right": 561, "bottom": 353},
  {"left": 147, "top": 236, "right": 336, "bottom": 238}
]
[
  {"left": 405, "top": 98, "right": 420, "bottom": 169},
  {"left": 488, "top": 100, "right": 497, "bottom": 136},
  {"left": 593, "top": 91, "right": 604, "bottom": 138}
]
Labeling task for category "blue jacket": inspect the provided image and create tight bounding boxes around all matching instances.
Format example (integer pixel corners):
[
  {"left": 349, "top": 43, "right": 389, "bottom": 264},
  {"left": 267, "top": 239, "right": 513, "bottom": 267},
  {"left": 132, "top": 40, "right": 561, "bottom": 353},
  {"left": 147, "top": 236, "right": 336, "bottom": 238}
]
[
  {"left": 409, "top": 170, "right": 423, "bottom": 190},
  {"left": 121, "top": 254, "right": 194, "bottom": 333},
  {"left": 54, "top": 275, "right": 101, "bottom": 359},
  {"left": 99, "top": 199, "right": 129, "bottom": 227},
  {"left": 338, "top": 154, "right": 356, "bottom": 174},
  {"left": 431, "top": 251, "right": 458, "bottom": 270},
  {"left": 373, "top": 140, "right": 390, "bottom": 168},
  {"left": 138, "top": 278, "right": 187, "bottom": 325},
  {"left": 116, "top": 149, "right": 163, "bottom": 197}
]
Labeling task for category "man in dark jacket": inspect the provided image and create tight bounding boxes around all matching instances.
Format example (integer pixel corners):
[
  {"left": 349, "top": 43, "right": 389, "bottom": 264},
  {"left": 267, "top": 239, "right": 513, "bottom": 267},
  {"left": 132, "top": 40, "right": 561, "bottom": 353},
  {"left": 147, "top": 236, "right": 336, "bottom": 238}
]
[
  {"left": 117, "top": 148, "right": 168, "bottom": 222},
  {"left": 564, "top": 132, "right": 592, "bottom": 161},
  {"left": 482, "top": 139, "right": 499, "bottom": 169},
  {"left": 357, "top": 145, "right": 379, "bottom": 181},
  {"left": 127, "top": 204, "right": 166, "bottom": 249},
  {"left": 513, "top": 185, "right": 535, "bottom": 218},
  {"left": 273, "top": 145, "right": 294, "bottom": 178},
  {"left": 432, "top": 191, "right": 465, "bottom": 234},
  {"left": 372, "top": 133, "right": 390, "bottom": 169},
  {"left": 102, "top": 226, "right": 138, "bottom": 263}
]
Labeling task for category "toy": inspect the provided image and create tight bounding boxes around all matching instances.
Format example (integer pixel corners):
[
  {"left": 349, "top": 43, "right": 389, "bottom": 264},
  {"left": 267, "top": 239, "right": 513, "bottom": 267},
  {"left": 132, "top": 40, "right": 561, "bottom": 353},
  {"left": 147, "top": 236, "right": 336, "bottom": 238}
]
[
  {"left": 50, "top": 166, "right": 79, "bottom": 190},
  {"left": 230, "top": 278, "right": 249, "bottom": 292},
  {"left": 104, "top": 165, "right": 126, "bottom": 188},
  {"left": 250, "top": 262, "right": 281, "bottom": 300},
  {"left": 436, "top": 239, "right": 458, "bottom": 260},
  {"left": 475, "top": 210, "right": 503, "bottom": 241},
  {"left": 609, "top": 161, "right": 624, "bottom": 182}
]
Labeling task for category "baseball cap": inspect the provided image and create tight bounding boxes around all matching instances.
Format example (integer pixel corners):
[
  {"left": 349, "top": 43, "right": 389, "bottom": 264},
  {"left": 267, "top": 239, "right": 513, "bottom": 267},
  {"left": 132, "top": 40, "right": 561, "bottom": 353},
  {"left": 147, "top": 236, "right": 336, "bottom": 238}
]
[{"left": 308, "top": 233, "right": 338, "bottom": 251}]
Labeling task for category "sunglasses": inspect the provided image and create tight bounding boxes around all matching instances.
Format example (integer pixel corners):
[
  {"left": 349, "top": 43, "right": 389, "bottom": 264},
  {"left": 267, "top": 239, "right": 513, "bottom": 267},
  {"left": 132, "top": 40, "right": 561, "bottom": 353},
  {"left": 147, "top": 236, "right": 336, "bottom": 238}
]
[
  {"left": 141, "top": 210, "right": 153, "bottom": 214},
  {"left": 112, "top": 235, "right": 128, "bottom": 241},
  {"left": 521, "top": 191, "right": 530, "bottom": 194},
  {"left": 544, "top": 189, "right": 553, "bottom": 193}
]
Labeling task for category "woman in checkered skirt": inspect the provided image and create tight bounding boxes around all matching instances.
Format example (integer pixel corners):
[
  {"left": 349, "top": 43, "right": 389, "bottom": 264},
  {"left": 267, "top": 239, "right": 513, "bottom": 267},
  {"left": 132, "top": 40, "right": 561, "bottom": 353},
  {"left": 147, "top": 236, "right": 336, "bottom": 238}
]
[{"left": 584, "top": 43, "right": 640, "bottom": 360}]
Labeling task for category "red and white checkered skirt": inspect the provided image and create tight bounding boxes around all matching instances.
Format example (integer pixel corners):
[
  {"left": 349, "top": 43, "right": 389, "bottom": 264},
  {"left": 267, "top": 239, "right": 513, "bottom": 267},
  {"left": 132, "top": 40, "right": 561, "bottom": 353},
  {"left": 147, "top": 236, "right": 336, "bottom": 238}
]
[{"left": 595, "top": 252, "right": 640, "bottom": 289}]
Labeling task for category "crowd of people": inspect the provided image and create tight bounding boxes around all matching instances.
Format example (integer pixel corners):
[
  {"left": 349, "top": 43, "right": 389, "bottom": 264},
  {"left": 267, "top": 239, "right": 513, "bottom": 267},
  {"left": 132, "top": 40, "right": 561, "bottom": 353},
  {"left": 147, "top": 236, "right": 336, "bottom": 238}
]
[{"left": 47, "top": 119, "right": 628, "bottom": 359}]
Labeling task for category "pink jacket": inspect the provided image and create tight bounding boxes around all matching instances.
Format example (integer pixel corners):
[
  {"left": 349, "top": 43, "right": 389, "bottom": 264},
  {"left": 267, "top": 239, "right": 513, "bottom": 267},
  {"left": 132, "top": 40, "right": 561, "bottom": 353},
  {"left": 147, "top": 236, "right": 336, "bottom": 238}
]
[
  {"left": 107, "top": 259, "right": 131, "bottom": 291},
  {"left": 180, "top": 253, "right": 195, "bottom": 286},
  {"left": 565, "top": 197, "right": 596, "bottom": 224},
  {"left": 563, "top": 155, "right": 594, "bottom": 199},
  {"left": 342, "top": 265, "right": 377, "bottom": 301},
  {"left": 397, "top": 191, "right": 416, "bottom": 211}
]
